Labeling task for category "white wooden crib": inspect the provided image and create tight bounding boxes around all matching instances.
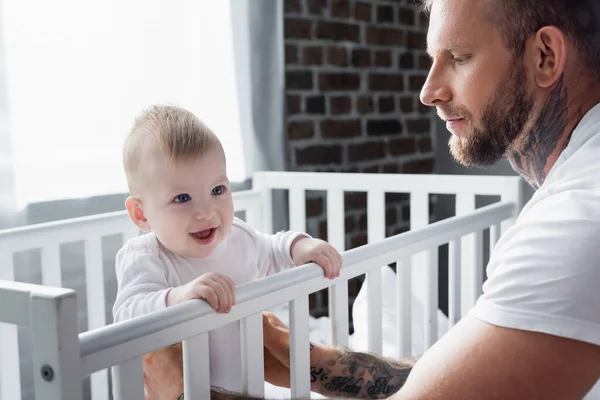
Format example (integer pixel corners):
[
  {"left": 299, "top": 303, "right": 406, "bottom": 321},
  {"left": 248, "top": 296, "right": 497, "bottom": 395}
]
[{"left": 0, "top": 171, "right": 522, "bottom": 399}]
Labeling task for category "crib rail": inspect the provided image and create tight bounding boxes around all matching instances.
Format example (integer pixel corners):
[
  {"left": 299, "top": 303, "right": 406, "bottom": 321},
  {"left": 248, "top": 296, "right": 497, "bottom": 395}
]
[
  {"left": 0, "top": 200, "right": 515, "bottom": 400},
  {"left": 0, "top": 171, "right": 522, "bottom": 400},
  {"left": 0, "top": 190, "right": 263, "bottom": 400}
]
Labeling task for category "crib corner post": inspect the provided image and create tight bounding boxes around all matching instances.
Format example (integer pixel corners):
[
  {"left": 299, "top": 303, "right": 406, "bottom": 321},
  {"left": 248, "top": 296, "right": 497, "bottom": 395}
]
[{"left": 29, "top": 287, "right": 82, "bottom": 400}]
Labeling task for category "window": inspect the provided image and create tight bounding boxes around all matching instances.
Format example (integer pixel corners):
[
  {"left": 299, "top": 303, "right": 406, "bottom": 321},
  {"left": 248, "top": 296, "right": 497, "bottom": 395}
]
[{"left": 2, "top": 0, "right": 246, "bottom": 209}]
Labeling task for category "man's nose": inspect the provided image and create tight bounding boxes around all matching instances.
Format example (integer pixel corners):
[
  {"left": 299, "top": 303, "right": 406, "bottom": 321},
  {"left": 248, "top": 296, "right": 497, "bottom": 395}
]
[{"left": 419, "top": 62, "right": 452, "bottom": 107}]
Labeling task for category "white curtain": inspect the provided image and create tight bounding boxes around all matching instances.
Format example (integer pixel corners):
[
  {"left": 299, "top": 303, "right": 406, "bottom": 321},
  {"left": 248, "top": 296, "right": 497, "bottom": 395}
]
[{"left": 1, "top": 0, "right": 270, "bottom": 215}]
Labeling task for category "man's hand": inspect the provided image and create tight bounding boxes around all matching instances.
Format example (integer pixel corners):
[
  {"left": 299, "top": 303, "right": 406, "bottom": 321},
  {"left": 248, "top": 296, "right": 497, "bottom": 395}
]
[
  {"left": 143, "top": 343, "right": 184, "bottom": 400},
  {"left": 291, "top": 237, "right": 342, "bottom": 279}
]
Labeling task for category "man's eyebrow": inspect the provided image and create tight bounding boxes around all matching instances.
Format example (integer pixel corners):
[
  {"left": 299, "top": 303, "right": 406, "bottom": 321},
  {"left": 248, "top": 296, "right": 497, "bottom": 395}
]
[{"left": 426, "top": 43, "right": 472, "bottom": 56}]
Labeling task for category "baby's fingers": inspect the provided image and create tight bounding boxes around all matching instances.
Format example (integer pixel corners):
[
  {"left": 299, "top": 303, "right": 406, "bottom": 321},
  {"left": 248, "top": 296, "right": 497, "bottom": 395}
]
[
  {"left": 197, "top": 286, "right": 219, "bottom": 310},
  {"left": 314, "top": 252, "right": 334, "bottom": 279},
  {"left": 212, "top": 275, "right": 235, "bottom": 312},
  {"left": 327, "top": 248, "right": 342, "bottom": 277}
]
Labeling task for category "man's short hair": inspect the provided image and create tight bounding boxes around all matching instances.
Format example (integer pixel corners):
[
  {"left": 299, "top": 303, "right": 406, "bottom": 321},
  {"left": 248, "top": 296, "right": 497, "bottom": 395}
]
[{"left": 419, "top": 0, "right": 600, "bottom": 78}]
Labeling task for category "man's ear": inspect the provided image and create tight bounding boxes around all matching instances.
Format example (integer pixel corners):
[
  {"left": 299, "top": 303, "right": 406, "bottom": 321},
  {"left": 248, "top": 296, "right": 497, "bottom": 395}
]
[
  {"left": 529, "top": 26, "right": 567, "bottom": 89},
  {"left": 125, "top": 196, "right": 151, "bottom": 232}
]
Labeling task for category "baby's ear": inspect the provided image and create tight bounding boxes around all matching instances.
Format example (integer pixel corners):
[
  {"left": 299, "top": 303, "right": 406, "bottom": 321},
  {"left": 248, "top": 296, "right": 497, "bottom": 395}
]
[{"left": 125, "top": 196, "right": 150, "bottom": 231}]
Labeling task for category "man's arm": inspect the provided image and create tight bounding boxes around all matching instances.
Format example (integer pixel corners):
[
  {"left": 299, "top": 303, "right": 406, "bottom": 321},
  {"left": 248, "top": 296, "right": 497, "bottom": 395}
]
[{"left": 307, "top": 344, "right": 413, "bottom": 399}]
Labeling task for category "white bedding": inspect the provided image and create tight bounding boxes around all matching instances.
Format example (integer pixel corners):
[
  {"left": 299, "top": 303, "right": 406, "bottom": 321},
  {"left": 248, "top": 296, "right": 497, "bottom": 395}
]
[{"left": 264, "top": 265, "right": 449, "bottom": 398}]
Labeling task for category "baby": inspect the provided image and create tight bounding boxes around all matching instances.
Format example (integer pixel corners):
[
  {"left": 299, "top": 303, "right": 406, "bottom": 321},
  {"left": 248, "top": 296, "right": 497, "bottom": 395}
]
[{"left": 112, "top": 105, "right": 342, "bottom": 392}]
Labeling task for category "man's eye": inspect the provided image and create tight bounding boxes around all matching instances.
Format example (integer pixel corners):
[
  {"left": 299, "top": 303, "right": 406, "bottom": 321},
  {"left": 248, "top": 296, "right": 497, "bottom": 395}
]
[
  {"left": 212, "top": 185, "right": 225, "bottom": 196},
  {"left": 174, "top": 194, "right": 191, "bottom": 203}
]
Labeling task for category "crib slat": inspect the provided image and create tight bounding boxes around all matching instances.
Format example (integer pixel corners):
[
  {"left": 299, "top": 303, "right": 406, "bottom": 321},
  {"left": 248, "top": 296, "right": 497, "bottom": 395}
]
[
  {"left": 367, "top": 190, "right": 384, "bottom": 355},
  {"left": 456, "top": 193, "right": 476, "bottom": 314},
  {"left": 41, "top": 245, "right": 62, "bottom": 287},
  {"left": 410, "top": 191, "right": 428, "bottom": 315},
  {"left": 327, "top": 189, "right": 349, "bottom": 347},
  {"left": 396, "top": 258, "right": 411, "bottom": 358},
  {"left": 289, "top": 296, "right": 311, "bottom": 398},
  {"left": 183, "top": 334, "right": 211, "bottom": 400},
  {"left": 241, "top": 314, "right": 265, "bottom": 397},
  {"left": 424, "top": 249, "right": 439, "bottom": 349},
  {"left": 473, "top": 230, "right": 484, "bottom": 302},
  {"left": 0, "top": 253, "right": 21, "bottom": 400},
  {"left": 253, "top": 175, "right": 273, "bottom": 234},
  {"left": 84, "top": 237, "right": 109, "bottom": 400},
  {"left": 490, "top": 223, "right": 501, "bottom": 251},
  {"left": 448, "top": 239, "right": 462, "bottom": 327},
  {"left": 245, "top": 205, "right": 262, "bottom": 233},
  {"left": 111, "top": 358, "right": 144, "bottom": 400},
  {"left": 289, "top": 188, "right": 306, "bottom": 232}
]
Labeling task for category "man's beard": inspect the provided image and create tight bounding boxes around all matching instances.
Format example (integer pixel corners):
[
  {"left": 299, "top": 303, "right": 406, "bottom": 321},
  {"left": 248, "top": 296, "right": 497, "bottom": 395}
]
[{"left": 446, "top": 63, "right": 535, "bottom": 167}]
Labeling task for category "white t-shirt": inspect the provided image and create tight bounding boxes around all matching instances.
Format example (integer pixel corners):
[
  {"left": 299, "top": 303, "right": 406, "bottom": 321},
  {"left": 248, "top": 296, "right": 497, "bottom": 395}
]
[
  {"left": 471, "top": 103, "right": 600, "bottom": 398},
  {"left": 112, "top": 217, "right": 305, "bottom": 392}
]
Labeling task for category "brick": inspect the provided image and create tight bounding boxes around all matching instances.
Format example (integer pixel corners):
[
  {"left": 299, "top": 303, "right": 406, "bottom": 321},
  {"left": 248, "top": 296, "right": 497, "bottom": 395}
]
[
  {"left": 407, "top": 32, "right": 427, "bottom": 50},
  {"left": 307, "top": 0, "right": 327, "bottom": 15},
  {"left": 392, "top": 225, "right": 410, "bottom": 236},
  {"left": 354, "top": 2, "right": 372, "bottom": 21},
  {"left": 418, "top": 54, "right": 432, "bottom": 70},
  {"left": 306, "top": 197, "right": 324, "bottom": 217},
  {"left": 420, "top": 12, "right": 430, "bottom": 28},
  {"left": 348, "top": 141, "right": 386, "bottom": 162},
  {"left": 403, "top": 158, "right": 435, "bottom": 174},
  {"left": 285, "top": 0, "right": 303, "bottom": 13},
  {"left": 418, "top": 102, "right": 432, "bottom": 114},
  {"left": 366, "top": 27, "right": 404, "bottom": 46},
  {"left": 345, "top": 192, "right": 367, "bottom": 210},
  {"left": 296, "top": 145, "right": 343, "bottom": 165},
  {"left": 369, "top": 73, "right": 404, "bottom": 91},
  {"left": 409, "top": 75, "right": 427, "bottom": 91},
  {"left": 351, "top": 234, "right": 368, "bottom": 248},
  {"left": 357, "top": 96, "right": 374, "bottom": 114},
  {"left": 386, "top": 192, "right": 410, "bottom": 204},
  {"left": 316, "top": 21, "right": 360, "bottom": 42},
  {"left": 305, "top": 96, "right": 326, "bottom": 114},
  {"left": 330, "top": 96, "right": 352, "bottom": 115},
  {"left": 362, "top": 165, "right": 379, "bottom": 173},
  {"left": 309, "top": 292, "right": 318, "bottom": 309},
  {"left": 321, "top": 119, "right": 361, "bottom": 138},
  {"left": 327, "top": 46, "right": 348, "bottom": 66},
  {"left": 419, "top": 137, "right": 433, "bottom": 152},
  {"left": 398, "top": 7, "right": 415, "bottom": 25},
  {"left": 351, "top": 48, "right": 371, "bottom": 67},
  {"left": 358, "top": 212, "right": 367, "bottom": 230},
  {"left": 401, "top": 204, "right": 411, "bottom": 222},
  {"left": 389, "top": 138, "right": 416, "bottom": 155},
  {"left": 319, "top": 73, "right": 360, "bottom": 91},
  {"left": 374, "top": 50, "right": 392, "bottom": 67},
  {"left": 377, "top": 5, "right": 395, "bottom": 23},
  {"left": 386, "top": 207, "right": 398, "bottom": 225},
  {"left": 378, "top": 96, "right": 395, "bottom": 113},
  {"left": 285, "top": 45, "right": 298, "bottom": 65},
  {"left": 319, "top": 220, "right": 328, "bottom": 239},
  {"left": 286, "top": 71, "right": 313, "bottom": 90},
  {"left": 345, "top": 215, "right": 356, "bottom": 233},
  {"left": 285, "top": 18, "right": 312, "bottom": 39},
  {"left": 383, "top": 163, "right": 400, "bottom": 173},
  {"left": 399, "top": 53, "right": 415, "bottom": 69},
  {"left": 367, "top": 119, "right": 402, "bottom": 136},
  {"left": 287, "top": 95, "right": 301, "bottom": 115},
  {"left": 407, "top": 118, "right": 431, "bottom": 134},
  {"left": 331, "top": 0, "right": 351, "bottom": 18},
  {"left": 400, "top": 96, "right": 414, "bottom": 113},
  {"left": 303, "top": 46, "right": 323, "bottom": 65},
  {"left": 288, "top": 121, "right": 314, "bottom": 140}
]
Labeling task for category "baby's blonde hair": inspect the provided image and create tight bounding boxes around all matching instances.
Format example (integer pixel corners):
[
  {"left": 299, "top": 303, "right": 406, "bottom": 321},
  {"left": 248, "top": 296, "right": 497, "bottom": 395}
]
[{"left": 123, "top": 105, "right": 219, "bottom": 194}]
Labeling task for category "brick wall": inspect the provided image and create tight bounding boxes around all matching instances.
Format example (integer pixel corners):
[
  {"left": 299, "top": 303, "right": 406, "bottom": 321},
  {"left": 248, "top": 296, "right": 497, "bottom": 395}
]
[{"left": 283, "top": 0, "right": 435, "bottom": 322}]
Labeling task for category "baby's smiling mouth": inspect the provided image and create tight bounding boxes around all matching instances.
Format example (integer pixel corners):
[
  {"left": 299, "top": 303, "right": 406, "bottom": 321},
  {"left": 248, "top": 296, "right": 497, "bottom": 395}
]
[{"left": 192, "top": 228, "right": 213, "bottom": 239}]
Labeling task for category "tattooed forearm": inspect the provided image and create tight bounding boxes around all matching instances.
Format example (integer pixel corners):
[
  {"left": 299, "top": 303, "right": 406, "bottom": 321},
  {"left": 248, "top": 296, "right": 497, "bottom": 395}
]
[
  {"left": 508, "top": 74, "right": 583, "bottom": 189},
  {"left": 310, "top": 348, "right": 414, "bottom": 399}
]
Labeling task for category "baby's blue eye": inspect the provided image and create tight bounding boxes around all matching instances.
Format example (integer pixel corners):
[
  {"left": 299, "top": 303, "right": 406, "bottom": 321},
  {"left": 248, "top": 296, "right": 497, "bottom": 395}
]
[
  {"left": 174, "top": 193, "right": 191, "bottom": 203},
  {"left": 212, "top": 185, "right": 225, "bottom": 196}
]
